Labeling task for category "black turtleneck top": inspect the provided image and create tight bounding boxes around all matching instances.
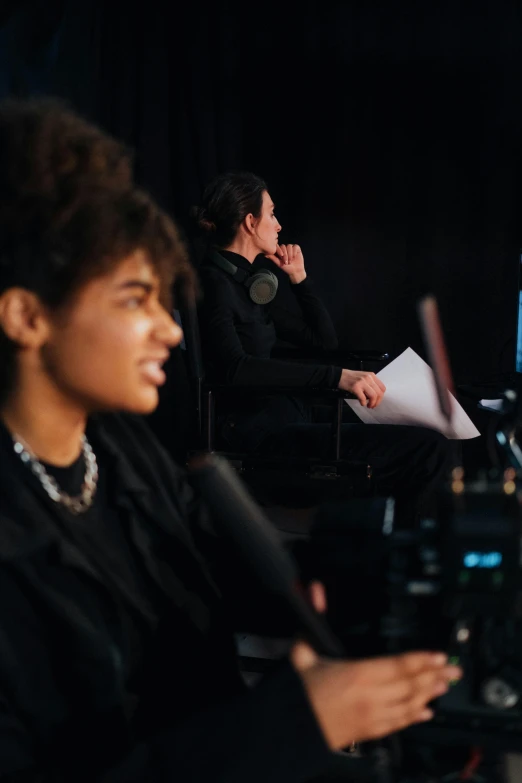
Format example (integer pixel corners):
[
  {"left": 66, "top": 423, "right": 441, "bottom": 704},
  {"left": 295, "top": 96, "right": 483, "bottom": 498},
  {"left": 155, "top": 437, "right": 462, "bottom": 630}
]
[
  {"left": 198, "top": 250, "right": 342, "bottom": 388},
  {"left": 197, "top": 250, "right": 343, "bottom": 450}
]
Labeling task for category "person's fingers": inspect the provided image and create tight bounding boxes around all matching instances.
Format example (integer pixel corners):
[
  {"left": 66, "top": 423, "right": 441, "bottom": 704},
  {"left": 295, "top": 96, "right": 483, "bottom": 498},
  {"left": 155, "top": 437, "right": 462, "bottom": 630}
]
[
  {"left": 290, "top": 640, "right": 320, "bottom": 672},
  {"left": 364, "top": 375, "right": 384, "bottom": 408},
  {"left": 378, "top": 676, "right": 443, "bottom": 734},
  {"left": 265, "top": 253, "right": 282, "bottom": 266},
  {"left": 349, "top": 701, "right": 435, "bottom": 744},
  {"left": 385, "top": 677, "right": 450, "bottom": 728},
  {"left": 346, "top": 374, "right": 380, "bottom": 409},
  {"left": 354, "top": 652, "right": 449, "bottom": 686},
  {"left": 356, "top": 664, "right": 459, "bottom": 726},
  {"left": 365, "top": 382, "right": 380, "bottom": 408},
  {"left": 400, "top": 685, "right": 441, "bottom": 729},
  {"left": 413, "top": 708, "right": 435, "bottom": 725},
  {"left": 382, "top": 705, "right": 435, "bottom": 738},
  {"left": 366, "top": 371, "right": 386, "bottom": 395},
  {"left": 442, "top": 663, "right": 463, "bottom": 681},
  {"left": 389, "top": 657, "right": 461, "bottom": 710},
  {"left": 360, "top": 381, "right": 378, "bottom": 408},
  {"left": 353, "top": 385, "right": 368, "bottom": 406},
  {"left": 395, "top": 651, "right": 450, "bottom": 676},
  {"left": 308, "top": 581, "right": 327, "bottom": 613},
  {"left": 280, "top": 244, "right": 289, "bottom": 264},
  {"left": 371, "top": 388, "right": 384, "bottom": 408},
  {"left": 291, "top": 652, "right": 462, "bottom": 749},
  {"left": 384, "top": 671, "right": 431, "bottom": 705},
  {"left": 373, "top": 664, "right": 459, "bottom": 738},
  {"left": 290, "top": 244, "right": 300, "bottom": 263},
  {"left": 386, "top": 666, "right": 456, "bottom": 706},
  {"left": 375, "top": 376, "right": 386, "bottom": 393}
]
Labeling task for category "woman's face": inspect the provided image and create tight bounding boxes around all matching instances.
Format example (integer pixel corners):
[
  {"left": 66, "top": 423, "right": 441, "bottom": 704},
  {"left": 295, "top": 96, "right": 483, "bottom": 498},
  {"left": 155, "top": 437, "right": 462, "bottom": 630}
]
[
  {"left": 252, "top": 190, "right": 281, "bottom": 255},
  {"left": 39, "top": 250, "right": 182, "bottom": 414}
]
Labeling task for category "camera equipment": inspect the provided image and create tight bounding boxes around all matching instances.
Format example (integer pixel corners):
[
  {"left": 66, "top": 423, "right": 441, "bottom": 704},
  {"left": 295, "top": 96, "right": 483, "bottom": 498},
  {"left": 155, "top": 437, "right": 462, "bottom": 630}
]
[
  {"left": 307, "top": 477, "right": 522, "bottom": 750},
  {"left": 192, "top": 296, "right": 522, "bottom": 780},
  {"left": 303, "top": 298, "right": 522, "bottom": 780}
]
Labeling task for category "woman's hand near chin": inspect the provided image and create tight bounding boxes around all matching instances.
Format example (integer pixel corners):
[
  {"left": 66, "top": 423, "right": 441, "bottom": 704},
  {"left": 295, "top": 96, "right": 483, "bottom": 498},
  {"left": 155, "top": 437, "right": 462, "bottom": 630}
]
[{"left": 266, "top": 243, "right": 307, "bottom": 284}]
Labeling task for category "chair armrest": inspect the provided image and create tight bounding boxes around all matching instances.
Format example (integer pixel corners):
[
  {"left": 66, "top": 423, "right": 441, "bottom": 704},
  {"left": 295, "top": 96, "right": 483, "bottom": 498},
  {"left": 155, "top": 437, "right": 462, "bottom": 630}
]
[
  {"left": 271, "top": 347, "right": 390, "bottom": 364},
  {"left": 345, "top": 349, "right": 390, "bottom": 362},
  {"left": 203, "top": 383, "right": 352, "bottom": 399}
]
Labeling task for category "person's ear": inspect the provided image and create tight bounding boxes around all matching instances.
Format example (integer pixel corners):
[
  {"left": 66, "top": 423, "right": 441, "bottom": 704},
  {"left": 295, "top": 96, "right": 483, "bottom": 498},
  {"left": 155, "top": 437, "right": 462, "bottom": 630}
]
[
  {"left": 243, "top": 212, "right": 257, "bottom": 236},
  {"left": 0, "top": 288, "right": 51, "bottom": 349}
]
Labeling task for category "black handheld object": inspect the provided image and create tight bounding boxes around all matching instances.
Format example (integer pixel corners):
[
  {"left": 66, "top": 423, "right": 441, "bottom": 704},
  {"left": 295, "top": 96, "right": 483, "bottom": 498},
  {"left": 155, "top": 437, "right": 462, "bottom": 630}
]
[{"left": 189, "top": 454, "right": 345, "bottom": 658}]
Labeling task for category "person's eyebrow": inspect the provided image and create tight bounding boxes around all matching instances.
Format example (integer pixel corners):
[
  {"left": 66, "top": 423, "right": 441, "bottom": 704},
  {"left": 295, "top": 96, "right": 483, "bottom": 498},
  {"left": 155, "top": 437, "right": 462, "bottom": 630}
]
[{"left": 115, "top": 280, "right": 154, "bottom": 293}]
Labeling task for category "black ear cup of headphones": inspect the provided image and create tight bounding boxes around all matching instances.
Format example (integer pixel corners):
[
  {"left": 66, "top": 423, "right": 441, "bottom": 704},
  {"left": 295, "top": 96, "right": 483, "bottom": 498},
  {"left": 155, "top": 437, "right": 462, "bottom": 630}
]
[{"left": 246, "top": 270, "right": 279, "bottom": 304}]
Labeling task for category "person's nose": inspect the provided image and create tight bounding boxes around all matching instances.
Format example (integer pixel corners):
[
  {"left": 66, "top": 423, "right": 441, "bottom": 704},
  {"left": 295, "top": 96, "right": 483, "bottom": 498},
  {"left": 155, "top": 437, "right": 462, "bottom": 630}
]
[
  {"left": 276, "top": 221, "right": 282, "bottom": 233},
  {"left": 154, "top": 307, "right": 184, "bottom": 349}
]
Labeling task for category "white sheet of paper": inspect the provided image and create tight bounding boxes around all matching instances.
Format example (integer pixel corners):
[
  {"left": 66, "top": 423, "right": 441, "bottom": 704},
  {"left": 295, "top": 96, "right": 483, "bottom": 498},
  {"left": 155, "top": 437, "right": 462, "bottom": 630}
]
[{"left": 345, "top": 347, "right": 480, "bottom": 440}]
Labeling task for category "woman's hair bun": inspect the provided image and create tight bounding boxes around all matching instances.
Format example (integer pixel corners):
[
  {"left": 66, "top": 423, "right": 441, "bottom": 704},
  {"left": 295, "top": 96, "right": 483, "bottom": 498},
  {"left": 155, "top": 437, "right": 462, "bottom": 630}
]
[{"left": 190, "top": 205, "right": 216, "bottom": 234}]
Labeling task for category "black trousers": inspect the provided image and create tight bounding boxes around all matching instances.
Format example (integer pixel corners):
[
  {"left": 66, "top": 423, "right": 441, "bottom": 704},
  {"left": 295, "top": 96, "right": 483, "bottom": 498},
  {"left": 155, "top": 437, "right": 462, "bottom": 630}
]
[
  {"left": 259, "top": 421, "right": 451, "bottom": 523},
  {"left": 219, "top": 397, "right": 452, "bottom": 524}
]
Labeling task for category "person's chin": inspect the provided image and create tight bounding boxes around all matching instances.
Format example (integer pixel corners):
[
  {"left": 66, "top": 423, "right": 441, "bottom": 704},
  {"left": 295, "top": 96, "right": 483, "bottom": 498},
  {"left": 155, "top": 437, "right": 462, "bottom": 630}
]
[{"left": 124, "top": 387, "right": 160, "bottom": 415}]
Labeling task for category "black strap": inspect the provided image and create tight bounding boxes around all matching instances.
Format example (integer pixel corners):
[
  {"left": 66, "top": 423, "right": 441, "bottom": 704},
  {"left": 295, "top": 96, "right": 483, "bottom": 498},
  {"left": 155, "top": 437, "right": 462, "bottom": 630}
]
[{"left": 210, "top": 251, "right": 249, "bottom": 284}]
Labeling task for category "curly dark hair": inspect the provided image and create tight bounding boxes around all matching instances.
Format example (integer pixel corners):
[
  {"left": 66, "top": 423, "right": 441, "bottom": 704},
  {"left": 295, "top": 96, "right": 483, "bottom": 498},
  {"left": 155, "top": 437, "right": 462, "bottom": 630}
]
[{"left": 0, "top": 97, "right": 193, "bottom": 405}]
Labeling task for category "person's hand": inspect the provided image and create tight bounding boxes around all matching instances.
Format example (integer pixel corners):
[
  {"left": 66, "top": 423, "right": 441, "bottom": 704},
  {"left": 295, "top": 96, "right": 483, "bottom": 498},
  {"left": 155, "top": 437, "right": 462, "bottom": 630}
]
[
  {"left": 291, "top": 643, "right": 462, "bottom": 750},
  {"left": 265, "top": 243, "right": 307, "bottom": 284},
  {"left": 338, "top": 369, "right": 386, "bottom": 408}
]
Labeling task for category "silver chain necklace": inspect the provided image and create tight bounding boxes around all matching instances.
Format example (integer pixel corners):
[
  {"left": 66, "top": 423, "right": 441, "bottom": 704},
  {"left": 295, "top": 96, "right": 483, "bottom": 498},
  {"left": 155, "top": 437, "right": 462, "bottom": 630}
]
[{"left": 12, "top": 434, "right": 99, "bottom": 515}]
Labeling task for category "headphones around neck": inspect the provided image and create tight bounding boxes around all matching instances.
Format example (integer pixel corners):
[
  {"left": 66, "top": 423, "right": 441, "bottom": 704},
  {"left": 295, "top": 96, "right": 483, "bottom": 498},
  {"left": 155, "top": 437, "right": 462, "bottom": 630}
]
[{"left": 210, "top": 251, "right": 278, "bottom": 305}]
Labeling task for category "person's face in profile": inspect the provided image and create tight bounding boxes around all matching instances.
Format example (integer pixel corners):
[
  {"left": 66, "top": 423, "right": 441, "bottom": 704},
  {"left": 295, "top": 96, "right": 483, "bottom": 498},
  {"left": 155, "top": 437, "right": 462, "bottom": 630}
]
[
  {"left": 39, "top": 250, "right": 182, "bottom": 414},
  {"left": 251, "top": 190, "right": 281, "bottom": 256}
]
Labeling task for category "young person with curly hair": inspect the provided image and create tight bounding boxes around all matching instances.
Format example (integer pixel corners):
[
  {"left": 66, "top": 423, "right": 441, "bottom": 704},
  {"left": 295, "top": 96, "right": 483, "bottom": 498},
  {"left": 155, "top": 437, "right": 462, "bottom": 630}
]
[{"left": 0, "top": 99, "right": 460, "bottom": 782}]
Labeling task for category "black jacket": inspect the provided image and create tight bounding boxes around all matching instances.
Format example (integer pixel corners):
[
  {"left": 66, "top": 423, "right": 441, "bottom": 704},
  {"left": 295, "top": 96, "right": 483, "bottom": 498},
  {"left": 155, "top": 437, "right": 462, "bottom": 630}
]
[
  {"left": 0, "top": 414, "right": 330, "bottom": 782},
  {"left": 198, "top": 252, "right": 343, "bottom": 449}
]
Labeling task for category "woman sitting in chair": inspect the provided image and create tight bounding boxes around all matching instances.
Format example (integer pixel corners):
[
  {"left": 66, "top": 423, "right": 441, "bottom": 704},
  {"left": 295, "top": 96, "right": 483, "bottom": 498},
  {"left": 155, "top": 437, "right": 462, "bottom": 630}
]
[{"left": 195, "top": 171, "right": 450, "bottom": 522}]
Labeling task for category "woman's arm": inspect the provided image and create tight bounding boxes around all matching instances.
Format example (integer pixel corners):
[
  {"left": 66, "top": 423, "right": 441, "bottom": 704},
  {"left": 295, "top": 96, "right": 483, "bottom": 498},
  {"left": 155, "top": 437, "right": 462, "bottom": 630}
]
[
  {"left": 269, "top": 277, "right": 338, "bottom": 350},
  {"left": 199, "top": 275, "right": 342, "bottom": 388},
  {"left": 266, "top": 243, "right": 338, "bottom": 350}
]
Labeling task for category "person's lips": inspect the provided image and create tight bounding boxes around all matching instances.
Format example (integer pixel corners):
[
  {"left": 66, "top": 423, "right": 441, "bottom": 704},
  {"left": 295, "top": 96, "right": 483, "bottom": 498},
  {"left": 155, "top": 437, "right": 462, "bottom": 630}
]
[{"left": 139, "top": 356, "right": 168, "bottom": 385}]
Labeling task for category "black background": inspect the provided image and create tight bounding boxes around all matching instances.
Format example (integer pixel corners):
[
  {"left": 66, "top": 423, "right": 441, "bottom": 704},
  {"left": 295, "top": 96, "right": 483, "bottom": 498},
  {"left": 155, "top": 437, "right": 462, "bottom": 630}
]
[{"left": 1, "top": 0, "right": 521, "bottom": 461}]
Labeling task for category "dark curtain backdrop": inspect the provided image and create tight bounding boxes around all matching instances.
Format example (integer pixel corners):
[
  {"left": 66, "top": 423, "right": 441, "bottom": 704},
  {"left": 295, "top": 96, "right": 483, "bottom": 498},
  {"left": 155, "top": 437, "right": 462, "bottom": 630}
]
[{"left": 1, "top": 0, "right": 522, "bottom": 458}]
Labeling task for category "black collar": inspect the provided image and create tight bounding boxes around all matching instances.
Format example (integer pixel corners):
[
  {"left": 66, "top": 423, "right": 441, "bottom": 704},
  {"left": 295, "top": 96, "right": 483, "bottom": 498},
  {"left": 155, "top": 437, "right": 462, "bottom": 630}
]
[{"left": 218, "top": 249, "right": 255, "bottom": 272}]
